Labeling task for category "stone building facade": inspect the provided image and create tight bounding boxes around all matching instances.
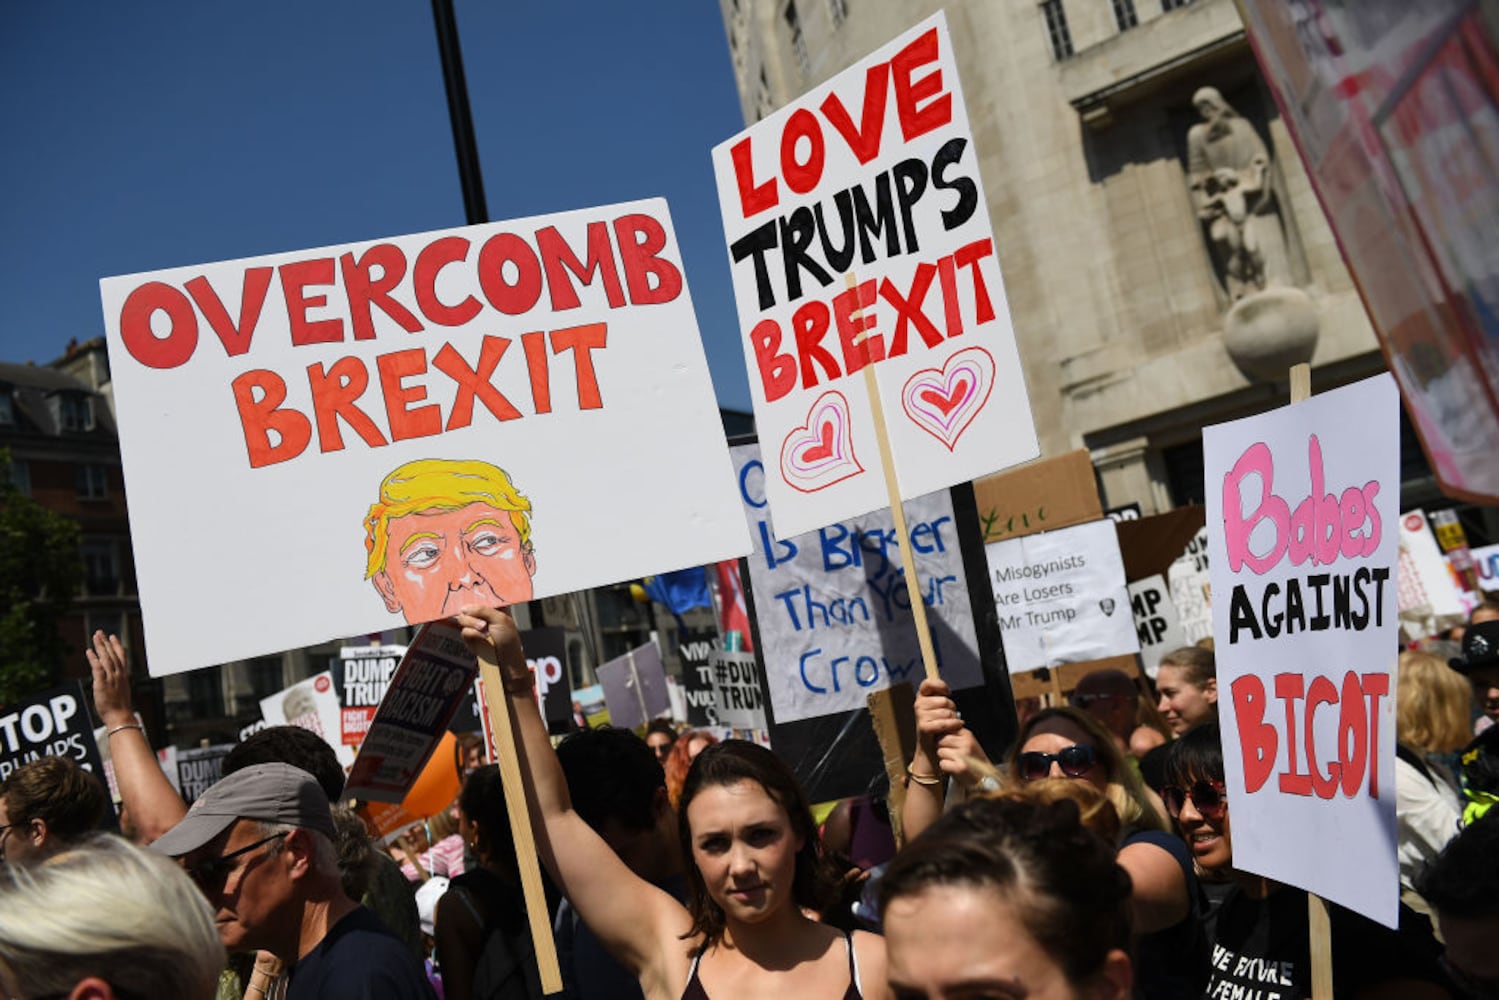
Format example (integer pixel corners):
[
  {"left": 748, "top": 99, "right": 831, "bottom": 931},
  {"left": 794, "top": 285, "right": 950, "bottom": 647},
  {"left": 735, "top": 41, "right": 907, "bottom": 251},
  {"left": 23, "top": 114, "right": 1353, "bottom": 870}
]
[{"left": 720, "top": 0, "right": 1400, "bottom": 515}]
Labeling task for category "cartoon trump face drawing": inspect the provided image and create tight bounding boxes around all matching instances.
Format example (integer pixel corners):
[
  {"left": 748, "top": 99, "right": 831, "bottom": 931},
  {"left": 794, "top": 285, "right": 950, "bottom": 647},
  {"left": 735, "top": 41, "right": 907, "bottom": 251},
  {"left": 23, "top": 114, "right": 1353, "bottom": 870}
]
[{"left": 364, "top": 459, "right": 536, "bottom": 624}]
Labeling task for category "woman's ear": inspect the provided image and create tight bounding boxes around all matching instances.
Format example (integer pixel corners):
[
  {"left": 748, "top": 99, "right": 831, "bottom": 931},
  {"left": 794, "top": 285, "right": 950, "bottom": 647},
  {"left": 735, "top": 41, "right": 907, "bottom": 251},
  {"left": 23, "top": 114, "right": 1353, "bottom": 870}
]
[
  {"left": 1203, "top": 677, "right": 1218, "bottom": 706},
  {"left": 69, "top": 976, "right": 117, "bottom": 1000},
  {"left": 1089, "top": 949, "right": 1133, "bottom": 1000}
]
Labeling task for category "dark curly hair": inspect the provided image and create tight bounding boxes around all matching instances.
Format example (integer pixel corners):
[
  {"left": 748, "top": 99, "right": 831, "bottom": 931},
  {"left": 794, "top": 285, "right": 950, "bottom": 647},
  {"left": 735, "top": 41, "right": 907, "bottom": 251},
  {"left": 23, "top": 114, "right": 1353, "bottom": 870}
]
[
  {"left": 676, "top": 740, "right": 830, "bottom": 947},
  {"left": 878, "top": 796, "right": 1132, "bottom": 987}
]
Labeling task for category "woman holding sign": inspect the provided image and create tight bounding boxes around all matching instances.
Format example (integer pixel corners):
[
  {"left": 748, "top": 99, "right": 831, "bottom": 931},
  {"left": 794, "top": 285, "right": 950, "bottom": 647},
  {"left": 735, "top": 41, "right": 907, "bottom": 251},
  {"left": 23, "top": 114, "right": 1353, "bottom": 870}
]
[{"left": 457, "top": 605, "right": 888, "bottom": 1000}]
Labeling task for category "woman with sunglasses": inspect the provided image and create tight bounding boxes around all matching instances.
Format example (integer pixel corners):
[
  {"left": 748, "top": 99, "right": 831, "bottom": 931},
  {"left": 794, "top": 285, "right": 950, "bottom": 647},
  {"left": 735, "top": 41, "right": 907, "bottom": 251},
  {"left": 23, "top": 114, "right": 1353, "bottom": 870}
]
[
  {"left": 905, "top": 683, "right": 1206, "bottom": 998},
  {"left": 1163, "top": 723, "right": 1449, "bottom": 999}
]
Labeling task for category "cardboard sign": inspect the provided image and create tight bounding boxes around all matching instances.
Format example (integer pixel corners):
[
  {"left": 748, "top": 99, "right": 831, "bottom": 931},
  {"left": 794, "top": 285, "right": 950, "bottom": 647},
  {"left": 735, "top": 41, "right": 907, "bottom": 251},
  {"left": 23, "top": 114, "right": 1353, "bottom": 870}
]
[
  {"left": 99, "top": 198, "right": 752, "bottom": 677},
  {"left": 971, "top": 450, "right": 1104, "bottom": 544},
  {"left": 712, "top": 12, "right": 1037, "bottom": 540},
  {"left": 1128, "top": 574, "right": 1187, "bottom": 678},
  {"left": 984, "top": 519, "right": 1138, "bottom": 674},
  {"left": 260, "top": 671, "right": 354, "bottom": 770},
  {"left": 1205, "top": 374, "right": 1399, "bottom": 927},
  {"left": 338, "top": 644, "right": 405, "bottom": 745},
  {"left": 678, "top": 628, "right": 722, "bottom": 726},
  {"left": 732, "top": 442, "right": 982, "bottom": 722},
  {"left": 345, "top": 621, "right": 476, "bottom": 804},
  {"left": 596, "top": 643, "right": 670, "bottom": 732},
  {"left": 177, "top": 744, "right": 235, "bottom": 805},
  {"left": 1168, "top": 527, "right": 1213, "bottom": 644},
  {"left": 709, "top": 650, "right": 768, "bottom": 729},
  {"left": 0, "top": 682, "right": 105, "bottom": 782}
]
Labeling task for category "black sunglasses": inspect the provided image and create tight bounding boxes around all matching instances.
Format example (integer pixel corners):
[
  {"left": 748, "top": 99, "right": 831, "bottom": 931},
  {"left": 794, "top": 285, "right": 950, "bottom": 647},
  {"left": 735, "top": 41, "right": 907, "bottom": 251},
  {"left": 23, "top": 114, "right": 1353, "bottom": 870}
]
[
  {"left": 1016, "top": 743, "right": 1098, "bottom": 781},
  {"left": 185, "top": 832, "right": 287, "bottom": 892},
  {"left": 1161, "top": 780, "right": 1228, "bottom": 818}
]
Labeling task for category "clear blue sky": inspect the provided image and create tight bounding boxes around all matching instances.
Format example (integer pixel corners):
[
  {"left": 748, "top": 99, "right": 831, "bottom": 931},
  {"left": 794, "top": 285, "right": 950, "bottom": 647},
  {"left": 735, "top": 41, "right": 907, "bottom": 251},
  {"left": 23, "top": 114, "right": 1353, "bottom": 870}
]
[{"left": 0, "top": 1, "right": 755, "bottom": 411}]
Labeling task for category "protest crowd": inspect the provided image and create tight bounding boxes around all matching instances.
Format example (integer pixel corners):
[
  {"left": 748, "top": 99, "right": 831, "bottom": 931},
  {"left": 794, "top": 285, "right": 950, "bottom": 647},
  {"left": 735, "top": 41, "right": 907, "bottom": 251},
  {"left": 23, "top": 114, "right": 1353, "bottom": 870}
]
[{"left": 0, "top": 603, "right": 1493, "bottom": 1000}]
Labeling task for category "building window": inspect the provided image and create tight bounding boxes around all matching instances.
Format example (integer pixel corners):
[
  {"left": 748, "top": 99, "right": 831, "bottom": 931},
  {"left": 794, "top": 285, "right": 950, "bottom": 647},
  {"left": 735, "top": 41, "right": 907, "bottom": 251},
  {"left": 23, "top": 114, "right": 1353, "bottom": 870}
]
[
  {"left": 0, "top": 391, "right": 12, "bottom": 425},
  {"left": 3, "top": 458, "right": 27, "bottom": 496},
  {"left": 81, "top": 538, "right": 121, "bottom": 596},
  {"left": 58, "top": 394, "right": 93, "bottom": 432},
  {"left": 188, "top": 668, "right": 223, "bottom": 719},
  {"left": 829, "top": 0, "right": 848, "bottom": 29},
  {"left": 785, "top": 1, "right": 810, "bottom": 77},
  {"left": 249, "top": 657, "right": 285, "bottom": 700},
  {"left": 76, "top": 464, "right": 109, "bottom": 499},
  {"left": 1161, "top": 0, "right": 1192, "bottom": 10},
  {"left": 1163, "top": 439, "right": 1205, "bottom": 507},
  {"left": 756, "top": 65, "right": 774, "bottom": 121},
  {"left": 1041, "top": 1, "right": 1074, "bottom": 60},
  {"left": 1113, "top": 0, "right": 1139, "bottom": 30}
]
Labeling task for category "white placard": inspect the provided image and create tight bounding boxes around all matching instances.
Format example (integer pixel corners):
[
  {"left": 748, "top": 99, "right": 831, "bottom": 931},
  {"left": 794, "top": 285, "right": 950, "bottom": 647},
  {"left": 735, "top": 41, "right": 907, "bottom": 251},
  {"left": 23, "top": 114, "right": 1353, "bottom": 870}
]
[
  {"left": 1128, "top": 574, "right": 1187, "bottom": 679},
  {"left": 712, "top": 12, "right": 1037, "bottom": 540},
  {"left": 732, "top": 443, "right": 982, "bottom": 723},
  {"left": 1397, "top": 509, "right": 1469, "bottom": 640},
  {"left": 1205, "top": 374, "right": 1399, "bottom": 927},
  {"left": 1473, "top": 543, "right": 1499, "bottom": 592},
  {"left": 99, "top": 199, "right": 751, "bottom": 676},
  {"left": 1168, "top": 527, "right": 1213, "bottom": 644},
  {"left": 983, "top": 519, "right": 1138, "bottom": 674},
  {"left": 260, "top": 671, "right": 354, "bottom": 769},
  {"left": 709, "top": 650, "right": 768, "bottom": 730}
]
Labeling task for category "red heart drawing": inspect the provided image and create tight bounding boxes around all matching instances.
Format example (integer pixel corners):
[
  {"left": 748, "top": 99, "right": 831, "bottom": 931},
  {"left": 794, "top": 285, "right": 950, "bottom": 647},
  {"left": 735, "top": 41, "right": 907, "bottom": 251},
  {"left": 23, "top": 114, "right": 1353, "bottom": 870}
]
[
  {"left": 779, "top": 390, "right": 863, "bottom": 494},
  {"left": 901, "top": 348, "right": 995, "bottom": 451}
]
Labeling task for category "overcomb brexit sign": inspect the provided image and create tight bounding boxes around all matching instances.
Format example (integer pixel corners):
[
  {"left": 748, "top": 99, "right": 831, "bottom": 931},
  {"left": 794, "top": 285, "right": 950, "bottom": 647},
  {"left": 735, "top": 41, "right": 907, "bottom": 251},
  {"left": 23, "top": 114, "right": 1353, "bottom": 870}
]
[
  {"left": 99, "top": 199, "right": 750, "bottom": 675},
  {"left": 1205, "top": 374, "right": 1399, "bottom": 926},
  {"left": 712, "top": 12, "right": 1037, "bottom": 539}
]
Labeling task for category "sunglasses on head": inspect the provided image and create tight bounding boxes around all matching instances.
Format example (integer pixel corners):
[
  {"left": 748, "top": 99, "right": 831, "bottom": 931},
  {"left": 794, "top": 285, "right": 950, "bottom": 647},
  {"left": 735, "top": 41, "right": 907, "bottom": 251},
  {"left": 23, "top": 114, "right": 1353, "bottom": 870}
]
[
  {"left": 1161, "top": 780, "right": 1227, "bottom": 818},
  {"left": 1016, "top": 743, "right": 1099, "bottom": 781}
]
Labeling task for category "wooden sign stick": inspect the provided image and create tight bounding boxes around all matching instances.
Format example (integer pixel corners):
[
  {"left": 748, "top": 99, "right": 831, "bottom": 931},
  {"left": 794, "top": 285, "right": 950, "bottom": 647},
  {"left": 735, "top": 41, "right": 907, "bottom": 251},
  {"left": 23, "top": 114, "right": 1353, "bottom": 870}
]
[
  {"left": 476, "top": 647, "right": 564, "bottom": 994},
  {"left": 1288, "top": 361, "right": 1333, "bottom": 1000},
  {"left": 848, "top": 273, "right": 942, "bottom": 681}
]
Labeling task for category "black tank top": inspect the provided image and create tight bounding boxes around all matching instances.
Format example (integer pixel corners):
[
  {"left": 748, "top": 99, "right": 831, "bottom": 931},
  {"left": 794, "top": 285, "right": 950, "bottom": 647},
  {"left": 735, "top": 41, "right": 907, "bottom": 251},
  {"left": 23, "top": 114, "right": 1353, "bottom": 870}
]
[{"left": 680, "top": 930, "right": 862, "bottom": 1000}]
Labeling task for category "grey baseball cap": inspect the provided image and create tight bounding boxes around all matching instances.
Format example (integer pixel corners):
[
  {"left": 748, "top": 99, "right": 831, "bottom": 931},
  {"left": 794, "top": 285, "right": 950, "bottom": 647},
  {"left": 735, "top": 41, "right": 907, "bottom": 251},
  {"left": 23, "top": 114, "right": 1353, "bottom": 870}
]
[{"left": 150, "top": 762, "right": 337, "bottom": 857}]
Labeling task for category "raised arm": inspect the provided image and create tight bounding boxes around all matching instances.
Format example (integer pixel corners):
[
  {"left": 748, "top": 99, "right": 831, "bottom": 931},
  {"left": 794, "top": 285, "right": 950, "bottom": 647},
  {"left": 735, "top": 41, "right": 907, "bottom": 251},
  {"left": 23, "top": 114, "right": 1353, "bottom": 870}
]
[
  {"left": 901, "top": 678, "right": 959, "bottom": 841},
  {"left": 87, "top": 631, "right": 187, "bottom": 842},
  {"left": 455, "top": 605, "right": 690, "bottom": 980}
]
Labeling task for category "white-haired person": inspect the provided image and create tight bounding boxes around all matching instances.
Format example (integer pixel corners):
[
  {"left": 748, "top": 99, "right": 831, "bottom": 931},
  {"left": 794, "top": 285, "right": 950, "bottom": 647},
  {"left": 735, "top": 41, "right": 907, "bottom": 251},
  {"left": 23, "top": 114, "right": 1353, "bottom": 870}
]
[{"left": 0, "top": 833, "right": 225, "bottom": 999}]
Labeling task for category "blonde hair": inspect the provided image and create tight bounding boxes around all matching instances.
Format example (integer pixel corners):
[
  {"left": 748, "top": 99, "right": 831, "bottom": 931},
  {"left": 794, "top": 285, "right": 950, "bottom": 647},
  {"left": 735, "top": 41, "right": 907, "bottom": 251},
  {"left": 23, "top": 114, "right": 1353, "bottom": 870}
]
[
  {"left": 0, "top": 834, "right": 225, "bottom": 999},
  {"left": 994, "top": 778, "right": 1122, "bottom": 845},
  {"left": 365, "top": 458, "right": 532, "bottom": 578},
  {"left": 1397, "top": 650, "right": 1472, "bottom": 754},
  {"left": 1158, "top": 646, "right": 1216, "bottom": 688},
  {"left": 1007, "top": 706, "right": 1168, "bottom": 834}
]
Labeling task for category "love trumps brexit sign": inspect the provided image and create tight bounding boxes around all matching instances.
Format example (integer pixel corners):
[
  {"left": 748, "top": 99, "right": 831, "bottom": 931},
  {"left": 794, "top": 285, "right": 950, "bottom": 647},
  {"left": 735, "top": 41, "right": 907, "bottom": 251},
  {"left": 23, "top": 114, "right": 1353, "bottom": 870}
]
[
  {"left": 1205, "top": 373, "right": 1399, "bottom": 927},
  {"left": 100, "top": 199, "right": 750, "bottom": 676},
  {"left": 712, "top": 12, "right": 1038, "bottom": 540}
]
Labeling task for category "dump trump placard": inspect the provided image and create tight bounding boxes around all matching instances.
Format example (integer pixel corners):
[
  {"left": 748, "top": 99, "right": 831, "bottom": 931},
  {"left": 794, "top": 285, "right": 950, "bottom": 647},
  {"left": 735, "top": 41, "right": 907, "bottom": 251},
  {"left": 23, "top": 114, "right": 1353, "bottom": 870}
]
[
  {"left": 99, "top": 199, "right": 751, "bottom": 675},
  {"left": 712, "top": 12, "right": 1037, "bottom": 539}
]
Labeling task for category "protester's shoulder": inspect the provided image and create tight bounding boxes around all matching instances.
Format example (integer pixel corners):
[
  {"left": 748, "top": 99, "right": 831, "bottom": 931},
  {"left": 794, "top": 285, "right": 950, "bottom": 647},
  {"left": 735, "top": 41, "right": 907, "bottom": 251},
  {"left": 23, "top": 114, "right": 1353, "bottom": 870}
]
[{"left": 290, "top": 909, "right": 435, "bottom": 1000}]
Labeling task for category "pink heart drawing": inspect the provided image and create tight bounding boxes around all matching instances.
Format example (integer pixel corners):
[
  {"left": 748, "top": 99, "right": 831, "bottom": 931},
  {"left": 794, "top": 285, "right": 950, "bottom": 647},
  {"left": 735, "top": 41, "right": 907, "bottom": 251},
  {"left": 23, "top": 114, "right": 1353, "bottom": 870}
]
[
  {"left": 779, "top": 390, "right": 864, "bottom": 493},
  {"left": 901, "top": 347, "right": 996, "bottom": 451}
]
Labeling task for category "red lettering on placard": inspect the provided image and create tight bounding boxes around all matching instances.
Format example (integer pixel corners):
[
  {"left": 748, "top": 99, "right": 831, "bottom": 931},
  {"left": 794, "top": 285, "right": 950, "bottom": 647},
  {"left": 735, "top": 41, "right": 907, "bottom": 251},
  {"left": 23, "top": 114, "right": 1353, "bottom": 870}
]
[
  {"left": 614, "top": 214, "right": 682, "bottom": 305},
  {"left": 890, "top": 28, "right": 952, "bottom": 141},
  {"left": 521, "top": 331, "right": 550, "bottom": 415},
  {"left": 432, "top": 337, "right": 522, "bottom": 430},
  {"left": 413, "top": 236, "right": 482, "bottom": 327},
  {"left": 781, "top": 109, "right": 826, "bottom": 195},
  {"left": 231, "top": 369, "right": 312, "bottom": 467},
  {"left": 119, "top": 281, "right": 198, "bottom": 369},
  {"left": 793, "top": 300, "right": 840, "bottom": 389},
  {"left": 752, "top": 318, "right": 797, "bottom": 403},
  {"left": 1273, "top": 674, "right": 1311, "bottom": 795},
  {"left": 549, "top": 323, "right": 607, "bottom": 410},
  {"left": 477, "top": 233, "right": 543, "bottom": 315},
  {"left": 880, "top": 263, "right": 942, "bottom": 355},
  {"left": 731, "top": 136, "right": 779, "bottom": 219},
  {"left": 1305, "top": 675, "right": 1340, "bottom": 799},
  {"left": 1230, "top": 675, "right": 1277, "bottom": 793},
  {"left": 341, "top": 244, "right": 421, "bottom": 340},
  {"left": 833, "top": 278, "right": 881, "bottom": 374},
  {"left": 537, "top": 222, "right": 625, "bottom": 310},
  {"left": 186, "top": 269, "right": 273, "bottom": 358},
  {"left": 375, "top": 348, "right": 442, "bottom": 442},
  {"left": 954, "top": 238, "right": 995, "bottom": 324},
  {"left": 279, "top": 258, "right": 345, "bottom": 347},
  {"left": 820, "top": 63, "right": 890, "bottom": 165},
  {"left": 307, "top": 356, "right": 388, "bottom": 453}
]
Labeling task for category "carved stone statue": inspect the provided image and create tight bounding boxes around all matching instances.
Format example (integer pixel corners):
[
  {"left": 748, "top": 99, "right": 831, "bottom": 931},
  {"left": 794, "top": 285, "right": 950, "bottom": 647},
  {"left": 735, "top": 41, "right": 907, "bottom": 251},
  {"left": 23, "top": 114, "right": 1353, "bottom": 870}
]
[{"left": 1187, "top": 87, "right": 1293, "bottom": 300}]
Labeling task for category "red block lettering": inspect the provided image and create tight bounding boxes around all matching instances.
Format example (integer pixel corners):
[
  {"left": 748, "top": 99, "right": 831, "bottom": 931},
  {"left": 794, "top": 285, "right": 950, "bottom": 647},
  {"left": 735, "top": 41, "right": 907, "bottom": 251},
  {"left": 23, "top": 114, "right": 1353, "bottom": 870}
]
[
  {"left": 231, "top": 369, "right": 311, "bottom": 468},
  {"left": 1305, "top": 675, "right": 1340, "bottom": 799},
  {"left": 432, "top": 337, "right": 522, "bottom": 429},
  {"left": 834, "top": 278, "right": 882, "bottom": 374},
  {"left": 186, "top": 269, "right": 273, "bottom": 358},
  {"left": 307, "top": 357, "right": 388, "bottom": 453},
  {"left": 954, "top": 239, "right": 996, "bottom": 324},
  {"left": 793, "top": 300, "right": 841, "bottom": 390},
  {"left": 413, "top": 237, "right": 482, "bottom": 327},
  {"left": 1274, "top": 673, "right": 1312, "bottom": 796},
  {"left": 119, "top": 281, "right": 198, "bottom": 370},
  {"left": 1230, "top": 675, "right": 1278, "bottom": 794},
  {"left": 375, "top": 348, "right": 442, "bottom": 442},
  {"left": 537, "top": 222, "right": 625, "bottom": 311},
  {"left": 341, "top": 244, "right": 422, "bottom": 341},
  {"left": 279, "top": 258, "right": 345, "bottom": 347},
  {"left": 820, "top": 62, "right": 890, "bottom": 165},
  {"left": 614, "top": 214, "right": 682, "bottom": 305},
  {"left": 730, "top": 136, "right": 779, "bottom": 219},
  {"left": 521, "top": 331, "right": 550, "bottom": 414},
  {"left": 780, "top": 109, "right": 826, "bottom": 195},
  {"left": 891, "top": 28, "right": 952, "bottom": 142},
  {"left": 880, "top": 264, "right": 943, "bottom": 356},
  {"left": 550, "top": 323, "right": 607, "bottom": 410},
  {"left": 477, "top": 233, "right": 543, "bottom": 315},
  {"left": 752, "top": 319, "right": 797, "bottom": 403}
]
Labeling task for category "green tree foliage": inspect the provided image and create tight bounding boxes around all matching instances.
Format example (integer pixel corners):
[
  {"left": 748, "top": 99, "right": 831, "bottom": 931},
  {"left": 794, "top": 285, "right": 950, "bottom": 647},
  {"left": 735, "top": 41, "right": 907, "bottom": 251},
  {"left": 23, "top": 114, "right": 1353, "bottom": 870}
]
[{"left": 0, "top": 450, "right": 83, "bottom": 704}]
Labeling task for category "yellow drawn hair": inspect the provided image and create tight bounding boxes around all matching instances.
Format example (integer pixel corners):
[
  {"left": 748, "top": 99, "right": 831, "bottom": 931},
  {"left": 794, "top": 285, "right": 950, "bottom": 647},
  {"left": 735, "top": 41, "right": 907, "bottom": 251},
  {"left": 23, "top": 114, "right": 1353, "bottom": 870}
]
[{"left": 364, "top": 459, "right": 531, "bottom": 579}]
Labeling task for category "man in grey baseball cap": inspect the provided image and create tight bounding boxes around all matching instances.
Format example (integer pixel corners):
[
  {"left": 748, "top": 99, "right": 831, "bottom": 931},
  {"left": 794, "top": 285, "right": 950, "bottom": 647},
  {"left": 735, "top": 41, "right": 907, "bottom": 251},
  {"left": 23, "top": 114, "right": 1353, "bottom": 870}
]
[{"left": 154, "top": 763, "right": 433, "bottom": 999}]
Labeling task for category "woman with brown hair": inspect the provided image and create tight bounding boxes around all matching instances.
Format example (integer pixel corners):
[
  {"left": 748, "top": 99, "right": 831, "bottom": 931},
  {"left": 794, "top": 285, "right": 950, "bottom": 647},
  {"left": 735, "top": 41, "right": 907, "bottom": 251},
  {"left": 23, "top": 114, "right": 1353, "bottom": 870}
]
[
  {"left": 664, "top": 729, "right": 719, "bottom": 810},
  {"left": 457, "top": 605, "right": 887, "bottom": 1000}
]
